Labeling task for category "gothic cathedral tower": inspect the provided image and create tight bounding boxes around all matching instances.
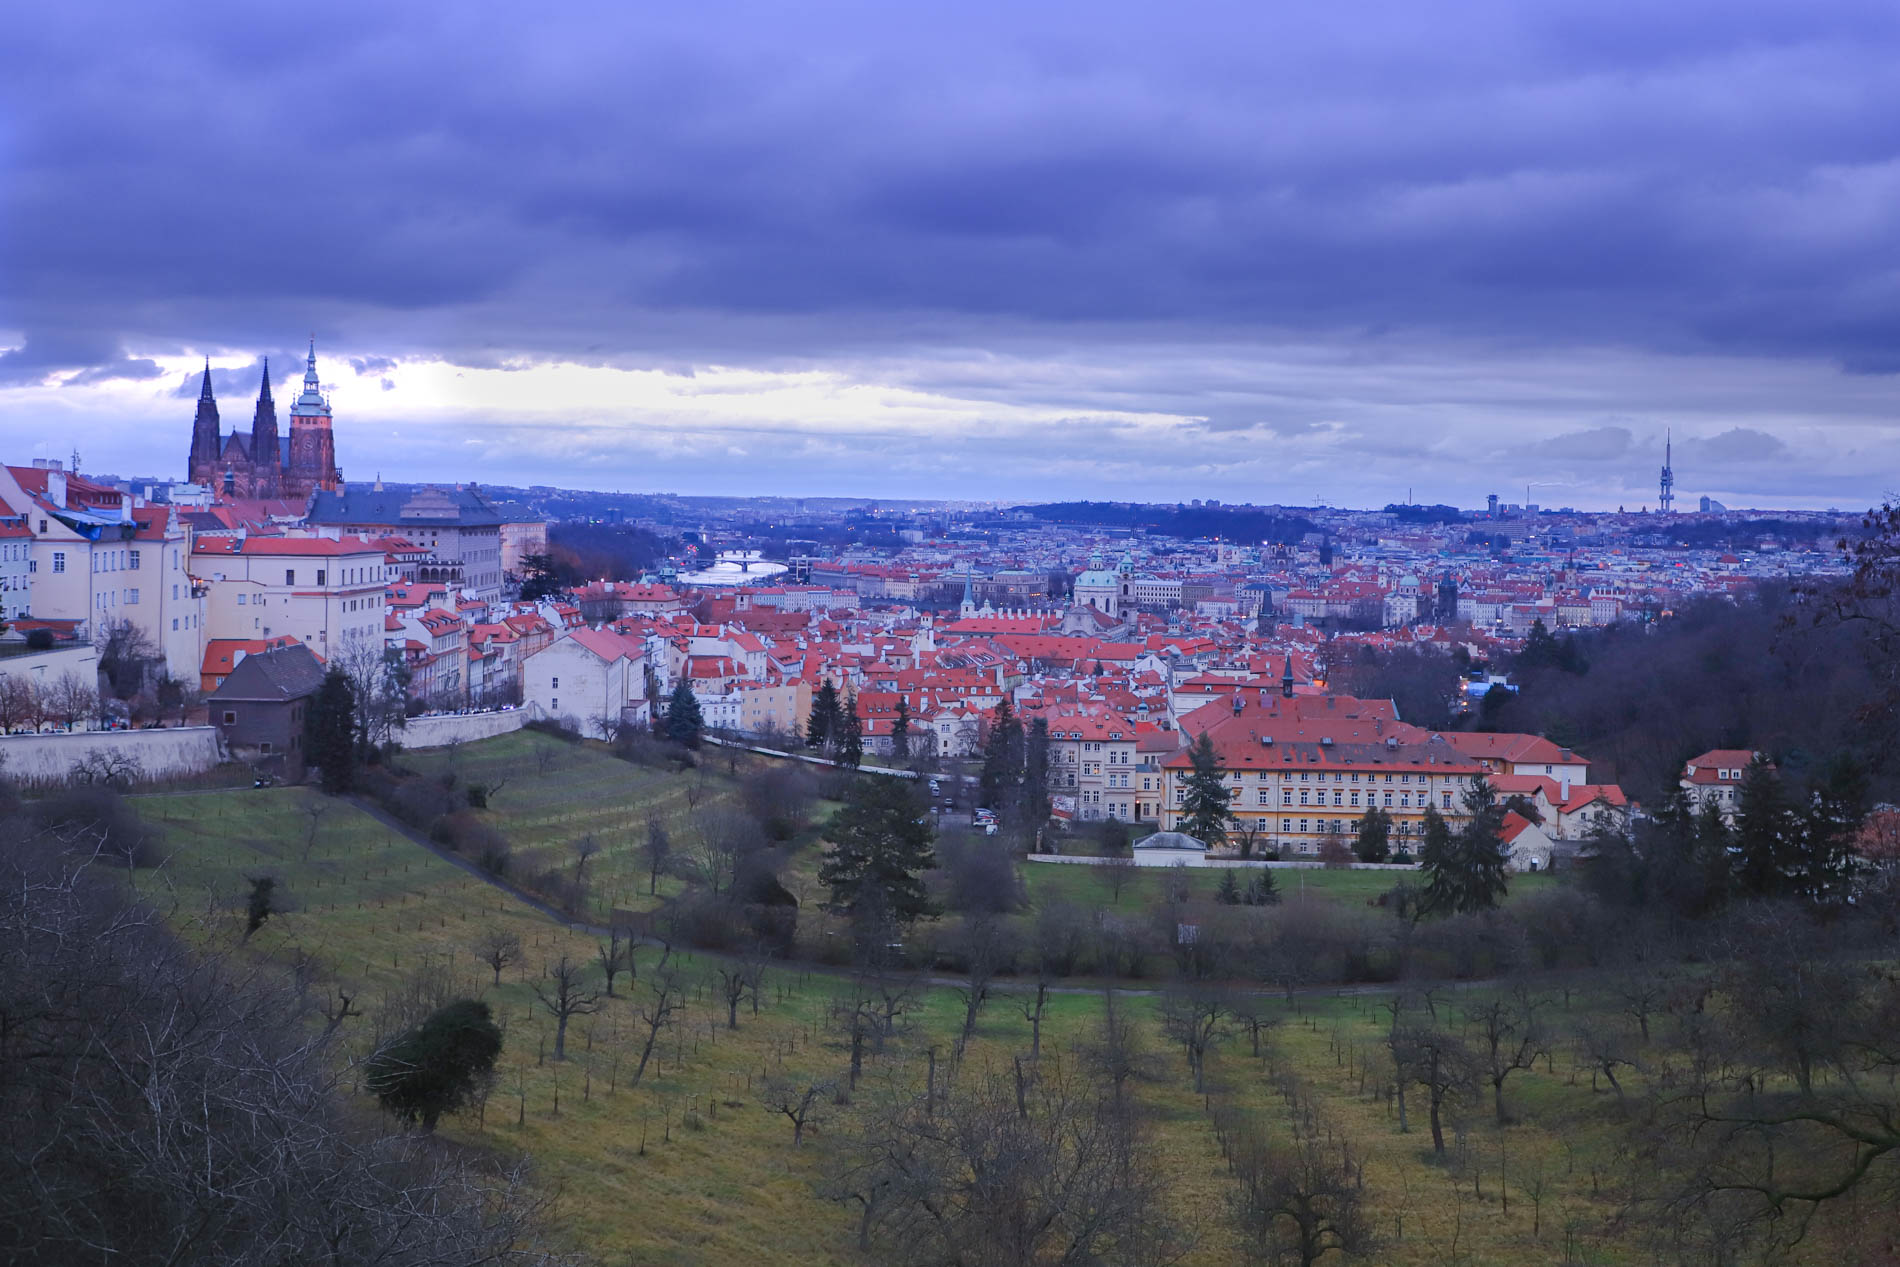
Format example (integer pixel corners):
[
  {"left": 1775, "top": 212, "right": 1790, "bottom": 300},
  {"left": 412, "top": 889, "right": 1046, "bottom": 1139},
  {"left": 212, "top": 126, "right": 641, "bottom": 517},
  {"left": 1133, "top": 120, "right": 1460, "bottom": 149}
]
[
  {"left": 188, "top": 360, "right": 221, "bottom": 482},
  {"left": 286, "top": 339, "right": 340, "bottom": 498},
  {"left": 248, "top": 361, "right": 282, "bottom": 498}
]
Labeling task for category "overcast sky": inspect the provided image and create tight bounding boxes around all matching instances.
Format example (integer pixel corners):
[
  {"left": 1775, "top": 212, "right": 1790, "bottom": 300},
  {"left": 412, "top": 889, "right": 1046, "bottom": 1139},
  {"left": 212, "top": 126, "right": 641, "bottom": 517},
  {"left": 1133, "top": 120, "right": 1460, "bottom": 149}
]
[{"left": 2, "top": 0, "right": 1896, "bottom": 509}]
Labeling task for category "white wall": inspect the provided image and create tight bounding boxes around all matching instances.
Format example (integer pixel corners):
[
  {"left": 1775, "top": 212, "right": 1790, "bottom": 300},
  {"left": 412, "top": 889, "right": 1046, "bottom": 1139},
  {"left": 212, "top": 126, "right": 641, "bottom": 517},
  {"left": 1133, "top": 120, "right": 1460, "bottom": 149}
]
[
  {"left": 0, "top": 725, "right": 222, "bottom": 782},
  {"left": 395, "top": 710, "right": 526, "bottom": 749}
]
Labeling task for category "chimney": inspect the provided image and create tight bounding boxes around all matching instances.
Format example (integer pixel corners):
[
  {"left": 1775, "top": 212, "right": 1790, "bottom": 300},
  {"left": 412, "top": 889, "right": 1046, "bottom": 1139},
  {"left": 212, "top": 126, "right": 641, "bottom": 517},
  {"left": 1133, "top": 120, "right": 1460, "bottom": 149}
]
[{"left": 47, "top": 469, "right": 66, "bottom": 509}]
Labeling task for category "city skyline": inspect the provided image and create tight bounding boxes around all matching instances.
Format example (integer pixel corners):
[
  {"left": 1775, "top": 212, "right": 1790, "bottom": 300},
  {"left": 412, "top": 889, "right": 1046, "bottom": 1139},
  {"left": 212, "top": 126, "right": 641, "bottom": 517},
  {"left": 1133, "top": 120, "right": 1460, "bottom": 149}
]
[{"left": 3, "top": 1, "right": 1898, "bottom": 509}]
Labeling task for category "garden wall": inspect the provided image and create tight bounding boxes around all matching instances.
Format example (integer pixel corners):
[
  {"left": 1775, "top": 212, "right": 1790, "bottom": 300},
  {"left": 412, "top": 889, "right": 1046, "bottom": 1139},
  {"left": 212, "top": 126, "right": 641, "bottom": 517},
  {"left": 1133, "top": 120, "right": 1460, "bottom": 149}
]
[
  {"left": 0, "top": 725, "right": 224, "bottom": 783},
  {"left": 395, "top": 710, "right": 527, "bottom": 749}
]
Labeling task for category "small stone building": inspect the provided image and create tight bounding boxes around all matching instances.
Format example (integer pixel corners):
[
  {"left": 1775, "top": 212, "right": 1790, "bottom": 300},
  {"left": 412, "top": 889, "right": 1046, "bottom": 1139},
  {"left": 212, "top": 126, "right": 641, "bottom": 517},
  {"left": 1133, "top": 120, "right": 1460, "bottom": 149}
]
[{"left": 207, "top": 643, "right": 327, "bottom": 779}]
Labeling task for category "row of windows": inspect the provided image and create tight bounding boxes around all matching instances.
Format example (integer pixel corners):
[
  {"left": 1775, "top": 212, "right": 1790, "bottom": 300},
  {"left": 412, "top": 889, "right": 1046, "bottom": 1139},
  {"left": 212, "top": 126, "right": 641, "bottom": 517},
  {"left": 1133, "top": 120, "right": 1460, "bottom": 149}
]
[
  {"left": 1257, "top": 788, "right": 1453, "bottom": 809},
  {"left": 92, "top": 548, "right": 140, "bottom": 573},
  {"left": 1238, "top": 770, "right": 1438, "bottom": 784}
]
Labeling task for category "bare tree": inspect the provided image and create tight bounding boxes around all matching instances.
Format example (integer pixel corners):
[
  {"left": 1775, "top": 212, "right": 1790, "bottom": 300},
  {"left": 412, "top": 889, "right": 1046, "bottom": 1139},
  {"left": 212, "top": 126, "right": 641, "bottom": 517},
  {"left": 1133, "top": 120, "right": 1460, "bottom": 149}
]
[
  {"left": 716, "top": 962, "right": 751, "bottom": 1028},
  {"left": 1392, "top": 1025, "right": 1479, "bottom": 1155},
  {"left": 687, "top": 804, "right": 758, "bottom": 897},
  {"left": 829, "top": 1060, "right": 1182, "bottom": 1266},
  {"left": 1226, "top": 1081, "right": 1374, "bottom": 1267},
  {"left": 531, "top": 955, "right": 600, "bottom": 1060},
  {"left": 472, "top": 928, "right": 523, "bottom": 987},
  {"left": 641, "top": 816, "right": 673, "bottom": 895},
  {"left": 1472, "top": 989, "right": 1547, "bottom": 1124},
  {"left": 949, "top": 914, "right": 1011, "bottom": 1048},
  {"left": 47, "top": 670, "right": 97, "bottom": 732},
  {"left": 301, "top": 797, "right": 331, "bottom": 861},
  {"left": 1099, "top": 851, "right": 1138, "bottom": 904},
  {"left": 0, "top": 673, "right": 32, "bottom": 733},
  {"left": 1160, "top": 981, "right": 1231, "bottom": 1094},
  {"left": 761, "top": 1074, "right": 834, "bottom": 1146},
  {"left": 596, "top": 927, "right": 631, "bottom": 997},
  {"left": 629, "top": 950, "right": 686, "bottom": 1085}
]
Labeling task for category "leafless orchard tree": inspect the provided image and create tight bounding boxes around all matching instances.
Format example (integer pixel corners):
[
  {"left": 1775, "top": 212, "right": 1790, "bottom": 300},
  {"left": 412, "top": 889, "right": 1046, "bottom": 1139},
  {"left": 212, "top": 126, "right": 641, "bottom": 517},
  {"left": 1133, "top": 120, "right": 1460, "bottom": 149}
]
[
  {"left": 1625, "top": 935, "right": 1900, "bottom": 1261},
  {"left": 1098, "top": 851, "right": 1138, "bottom": 904},
  {"left": 531, "top": 955, "right": 600, "bottom": 1060},
  {"left": 1159, "top": 981, "right": 1232, "bottom": 1094},
  {"left": 473, "top": 928, "right": 524, "bottom": 987},
  {"left": 825, "top": 1059, "right": 1182, "bottom": 1266},
  {"left": 302, "top": 796, "right": 331, "bottom": 861},
  {"left": 596, "top": 927, "right": 631, "bottom": 997},
  {"left": 1471, "top": 988, "right": 1548, "bottom": 1124},
  {"left": 1220, "top": 1075, "right": 1374, "bottom": 1267},
  {"left": 761, "top": 1073, "right": 835, "bottom": 1147},
  {"left": 641, "top": 816, "right": 673, "bottom": 895},
  {"left": 629, "top": 950, "right": 687, "bottom": 1086},
  {"left": 1391, "top": 1024, "right": 1480, "bottom": 1156},
  {"left": 948, "top": 914, "right": 1012, "bottom": 1050}
]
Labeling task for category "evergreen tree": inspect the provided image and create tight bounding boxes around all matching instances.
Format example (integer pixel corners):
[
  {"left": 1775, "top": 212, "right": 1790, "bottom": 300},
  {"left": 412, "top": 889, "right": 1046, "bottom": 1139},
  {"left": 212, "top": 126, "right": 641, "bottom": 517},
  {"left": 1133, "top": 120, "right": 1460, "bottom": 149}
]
[
  {"left": 838, "top": 691, "right": 864, "bottom": 769},
  {"left": 1247, "top": 868, "right": 1281, "bottom": 906},
  {"left": 306, "top": 668, "right": 357, "bottom": 794},
  {"left": 1179, "top": 730, "right": 1232, "bottom": 850},
  {"left": 664, "top": 680, "right": 704, "bottom": 748},
  {"left": 1797, "top": 752, "right": 1869, "bottom": 900},
  {"left": 980, "top": 698, "right": 1024, "bottom": 807},
  {"left": 1417, "top": 806, "right": 1456, "bottom": 912},
  {"left": 1353, "top": 806, "right": 1393, "bottom": 862},
  {"left": 1216, "top": 868, "right": 1242, "bottom": 905},
  {"left": 890, "top": 697, "right": 911, "bottom": 762},
  {"left": 365, "top": 999, "right": 503, "bottom": 1132},
  {"left": 808, "top": 681, "right": 842, "bottom": 751},
  {"left": 1450, "top": 775, "right": 1511, "bottom": 912},
  {"left": 819, "top": 777, "right": 938, "bottom": 931},
  {"left": 1733, "top": 757, "right": 1796, "bottom": 897},
  {"left": 1021, "top": 717, "right": 1051, "bottom": 837}
]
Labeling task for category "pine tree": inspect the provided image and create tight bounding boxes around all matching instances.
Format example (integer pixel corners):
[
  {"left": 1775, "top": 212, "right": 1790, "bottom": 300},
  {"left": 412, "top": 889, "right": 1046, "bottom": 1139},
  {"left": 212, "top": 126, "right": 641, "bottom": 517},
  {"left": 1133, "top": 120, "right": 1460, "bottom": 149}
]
[
  {"left": 1733, "top": 757, "right": 1795, "bottom": 897},
  {"left": 1216, "top": 868, "right": 1242, "bottom": 905},
  {"left": 890, "top": 697, "right": 911, "bottom": 762},
  {"left": 808, "top": 681, "right": 842, "bottom": 751},
  {"left": 1417, "top": 806, "right": 1459, "bottom": 914},
  {"left": 1247, "top": 868, "right": 1281, "bottom": 906},
  {"left": 838, "top": 692, "right": 864, "bottom": 769},
  {"left": 980, "top": 698, "right": 1024, "bottom": 808},
  {"left": 1797, "top": 753, "right": 1868, "bottom": 901},
  {"left": 819, "top": 777, "right": 938, "bottom": 930},
  {"left": 1353, "top": 806, "right": 1393, "bottom": 862},
  {"left": 306, "top": 668, "right": 357, "bottom": 794},
  {"left": 1021, "top": 717, "right": 1051, "bottom": 837},
  {"left": 1179, "top": 730, "right": 1232, "bottom": 850},
  {"left": 664, "top": 680, "right": 704, "bottom": 748},
  {"left": 1418, "top": 779, "right": 1511, "bottom": 916}
]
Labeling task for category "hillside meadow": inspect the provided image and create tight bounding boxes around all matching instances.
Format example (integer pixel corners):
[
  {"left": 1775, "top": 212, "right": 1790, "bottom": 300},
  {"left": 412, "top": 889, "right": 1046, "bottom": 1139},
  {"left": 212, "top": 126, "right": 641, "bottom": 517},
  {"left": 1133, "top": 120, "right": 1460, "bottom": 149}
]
[{"left": 122, "top": 733, "right": 1883, "bottom": 1265}]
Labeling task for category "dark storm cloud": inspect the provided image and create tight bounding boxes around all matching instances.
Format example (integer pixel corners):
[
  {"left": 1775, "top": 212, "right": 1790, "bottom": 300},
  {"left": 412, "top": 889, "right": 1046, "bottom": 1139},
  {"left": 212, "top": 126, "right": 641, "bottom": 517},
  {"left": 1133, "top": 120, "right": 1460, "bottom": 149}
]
[{"left": 2, "top": 0, "right": 1898, "bottom": 502}]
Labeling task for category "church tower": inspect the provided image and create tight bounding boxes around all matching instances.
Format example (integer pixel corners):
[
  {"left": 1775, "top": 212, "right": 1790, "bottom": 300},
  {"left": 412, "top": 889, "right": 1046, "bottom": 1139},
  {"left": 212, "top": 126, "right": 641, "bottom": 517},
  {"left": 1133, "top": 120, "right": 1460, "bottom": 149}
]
[
  {"left": 188, "top": 359, "right": 221, "bottom": 484},
  {"left": 249, "top": 361, "right": 281, "bottom": 497},
  {"left": 287, "top": 338, "right": 339, "bottom": 497}
]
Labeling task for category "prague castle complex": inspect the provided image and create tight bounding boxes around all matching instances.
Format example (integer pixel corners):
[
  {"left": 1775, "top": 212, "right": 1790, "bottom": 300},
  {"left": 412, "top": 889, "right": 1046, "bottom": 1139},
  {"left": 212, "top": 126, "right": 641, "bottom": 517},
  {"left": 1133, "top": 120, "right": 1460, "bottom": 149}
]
[{"left": 187, "top": 341, "right": 341, "bottom": 500}]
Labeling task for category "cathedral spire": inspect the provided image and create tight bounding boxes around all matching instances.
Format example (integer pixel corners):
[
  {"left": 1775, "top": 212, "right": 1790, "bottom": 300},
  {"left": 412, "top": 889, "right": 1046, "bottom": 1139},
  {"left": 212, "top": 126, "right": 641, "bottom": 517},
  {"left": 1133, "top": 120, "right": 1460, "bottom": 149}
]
[
  {"left": 258, "top": 357, "right": 273, "bottom": 404},
  {"left": 198, "top": 357, "right": 214, "bottom": 401}
]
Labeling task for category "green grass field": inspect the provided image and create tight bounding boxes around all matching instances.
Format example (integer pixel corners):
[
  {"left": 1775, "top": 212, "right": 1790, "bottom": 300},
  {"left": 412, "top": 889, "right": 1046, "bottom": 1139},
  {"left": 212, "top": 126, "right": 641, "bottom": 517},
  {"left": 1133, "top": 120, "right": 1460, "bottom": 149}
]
[{"left": 123, "top": 735, "right": 1867, "bottom": 1266}]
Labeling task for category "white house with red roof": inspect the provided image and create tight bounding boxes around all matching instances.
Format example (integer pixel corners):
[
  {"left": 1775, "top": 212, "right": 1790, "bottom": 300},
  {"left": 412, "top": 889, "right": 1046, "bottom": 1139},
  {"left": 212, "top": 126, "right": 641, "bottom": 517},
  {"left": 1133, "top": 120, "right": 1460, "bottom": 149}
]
[
  {"left": 1680, "top": 749, "right": 1764, "bottom": 824},
  {"left": 523, "top": 626, "right": 650, "bottom": 738},
  {"left": 1499, "top": 811, "right": 1558, "bottom": 872}
]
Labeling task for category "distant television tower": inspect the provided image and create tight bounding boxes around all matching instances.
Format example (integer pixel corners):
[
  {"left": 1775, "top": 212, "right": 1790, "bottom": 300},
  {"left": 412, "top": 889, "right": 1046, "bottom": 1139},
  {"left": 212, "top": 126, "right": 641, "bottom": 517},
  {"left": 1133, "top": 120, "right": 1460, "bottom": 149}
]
[{"left": 1658, "top": 429, "right": 1675, "bottom": 514}]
